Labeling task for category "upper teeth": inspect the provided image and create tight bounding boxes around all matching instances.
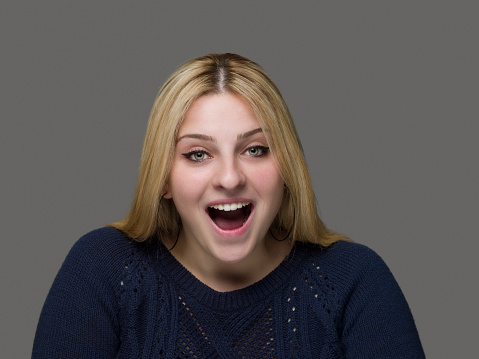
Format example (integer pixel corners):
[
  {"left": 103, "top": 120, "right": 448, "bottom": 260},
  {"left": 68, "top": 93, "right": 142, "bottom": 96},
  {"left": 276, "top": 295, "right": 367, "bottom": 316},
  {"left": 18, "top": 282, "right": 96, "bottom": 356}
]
[{"left": 209, "top": 202, "right": 249, "bottom": 211}]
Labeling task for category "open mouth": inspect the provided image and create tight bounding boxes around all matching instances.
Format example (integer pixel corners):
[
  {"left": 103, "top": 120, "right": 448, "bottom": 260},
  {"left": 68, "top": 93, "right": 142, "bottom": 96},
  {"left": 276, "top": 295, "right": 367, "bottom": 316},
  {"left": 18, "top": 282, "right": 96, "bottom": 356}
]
[{"left": 207, "top": 202, "right": 253, "bottom": 231}]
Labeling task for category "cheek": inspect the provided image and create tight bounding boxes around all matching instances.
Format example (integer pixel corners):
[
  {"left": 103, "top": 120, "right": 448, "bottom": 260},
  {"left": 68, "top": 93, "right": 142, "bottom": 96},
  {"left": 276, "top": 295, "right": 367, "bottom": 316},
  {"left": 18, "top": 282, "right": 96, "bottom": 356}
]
[
  {"left": 169, "top": 165, "right": 208, "bottom": 204},
  {"left": 251, "top": 164, "right": 284, "bottom": 197}
]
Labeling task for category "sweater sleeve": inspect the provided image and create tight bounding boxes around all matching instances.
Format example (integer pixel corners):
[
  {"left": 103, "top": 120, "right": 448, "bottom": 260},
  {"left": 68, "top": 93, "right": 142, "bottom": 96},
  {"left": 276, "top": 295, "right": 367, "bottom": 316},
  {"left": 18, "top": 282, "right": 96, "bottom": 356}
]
[
  {"left": 32, "top": 228, "right": 126, "bottom": 359},
  {"left": 336, "top": 244, "right": 425, "bottom": 358}
]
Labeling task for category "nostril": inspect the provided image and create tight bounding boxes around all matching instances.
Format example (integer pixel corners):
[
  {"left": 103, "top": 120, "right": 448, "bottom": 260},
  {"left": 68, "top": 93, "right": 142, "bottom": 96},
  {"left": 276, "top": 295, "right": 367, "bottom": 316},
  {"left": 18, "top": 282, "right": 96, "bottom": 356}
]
[{"left": 214, "top": 164, "right": 246, "bottom": 189}]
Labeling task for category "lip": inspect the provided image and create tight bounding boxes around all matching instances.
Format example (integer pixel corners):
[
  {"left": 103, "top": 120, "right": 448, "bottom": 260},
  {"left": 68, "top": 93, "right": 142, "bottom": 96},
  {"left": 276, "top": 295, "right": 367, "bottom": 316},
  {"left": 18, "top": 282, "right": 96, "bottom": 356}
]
[{"left": 205, "top": 198, "right": 255, "bottom": 238}]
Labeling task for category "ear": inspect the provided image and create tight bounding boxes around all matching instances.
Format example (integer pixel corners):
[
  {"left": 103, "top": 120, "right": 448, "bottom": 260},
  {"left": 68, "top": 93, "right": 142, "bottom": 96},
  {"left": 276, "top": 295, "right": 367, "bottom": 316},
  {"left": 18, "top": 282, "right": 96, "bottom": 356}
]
[{"left": 162, "top": 184, "right": 172, "bottom": 199}]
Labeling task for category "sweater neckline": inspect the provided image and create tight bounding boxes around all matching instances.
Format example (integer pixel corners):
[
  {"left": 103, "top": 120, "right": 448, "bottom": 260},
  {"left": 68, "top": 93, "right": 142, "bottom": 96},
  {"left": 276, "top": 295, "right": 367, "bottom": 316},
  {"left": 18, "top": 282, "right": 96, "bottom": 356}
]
[{"left": 149, "top": 240, "right": 309, "bottom": 311}]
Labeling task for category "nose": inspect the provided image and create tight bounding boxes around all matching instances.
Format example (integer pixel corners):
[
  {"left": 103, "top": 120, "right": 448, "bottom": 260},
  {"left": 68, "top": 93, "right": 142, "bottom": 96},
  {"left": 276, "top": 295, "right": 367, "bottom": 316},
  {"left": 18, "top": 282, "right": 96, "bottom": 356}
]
[{"left": 212, "top": 157, "right": 246, "bottom": 191}]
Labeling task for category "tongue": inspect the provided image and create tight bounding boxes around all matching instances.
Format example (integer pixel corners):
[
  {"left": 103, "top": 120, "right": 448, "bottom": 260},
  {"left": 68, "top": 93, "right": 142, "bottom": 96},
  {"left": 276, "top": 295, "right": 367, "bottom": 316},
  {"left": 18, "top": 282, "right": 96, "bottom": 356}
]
[{"left": 211, "top": 209, "right": 245, "bottom": 231}]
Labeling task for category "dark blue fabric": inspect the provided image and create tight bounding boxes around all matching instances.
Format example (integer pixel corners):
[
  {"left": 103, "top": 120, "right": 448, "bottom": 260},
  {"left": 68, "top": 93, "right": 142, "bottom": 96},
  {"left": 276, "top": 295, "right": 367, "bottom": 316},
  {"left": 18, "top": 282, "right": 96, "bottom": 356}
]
[{"left": 33, "top": 227, "right": 425, "bottom": 358}]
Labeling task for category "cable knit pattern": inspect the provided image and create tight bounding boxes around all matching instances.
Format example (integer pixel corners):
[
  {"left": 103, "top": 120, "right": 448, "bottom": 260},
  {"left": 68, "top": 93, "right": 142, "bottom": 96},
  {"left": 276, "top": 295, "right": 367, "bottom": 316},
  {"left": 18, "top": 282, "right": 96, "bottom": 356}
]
[{"left": 32, "top": 227, "right": 425, "bottom": 358}]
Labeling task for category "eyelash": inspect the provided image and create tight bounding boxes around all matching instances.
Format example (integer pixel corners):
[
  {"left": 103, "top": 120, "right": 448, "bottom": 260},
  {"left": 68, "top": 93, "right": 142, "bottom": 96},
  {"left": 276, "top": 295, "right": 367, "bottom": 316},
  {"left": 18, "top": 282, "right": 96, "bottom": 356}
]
[
  {"left": 182, "top": 150, "right": 210, "bottom": 162},
  {"left": 181, "top": 145, "right": 270, "bottom": 163},
  {"left": 245, "top": 145, "right": 269, "bottom": 157}
]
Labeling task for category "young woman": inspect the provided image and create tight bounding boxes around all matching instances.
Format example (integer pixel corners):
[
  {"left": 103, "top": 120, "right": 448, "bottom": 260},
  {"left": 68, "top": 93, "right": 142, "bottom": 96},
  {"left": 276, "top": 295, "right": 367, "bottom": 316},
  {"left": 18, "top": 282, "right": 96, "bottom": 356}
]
[{"left": 33, "top": 53, "right": 425, "bottom": 358}]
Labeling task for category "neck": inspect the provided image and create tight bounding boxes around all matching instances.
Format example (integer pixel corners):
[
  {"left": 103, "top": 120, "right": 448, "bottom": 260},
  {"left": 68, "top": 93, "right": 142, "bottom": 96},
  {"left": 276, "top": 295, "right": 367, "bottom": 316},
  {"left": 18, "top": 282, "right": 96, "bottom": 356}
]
[{"left": 168, "top": 234, "right": 292, "bottom": 292}]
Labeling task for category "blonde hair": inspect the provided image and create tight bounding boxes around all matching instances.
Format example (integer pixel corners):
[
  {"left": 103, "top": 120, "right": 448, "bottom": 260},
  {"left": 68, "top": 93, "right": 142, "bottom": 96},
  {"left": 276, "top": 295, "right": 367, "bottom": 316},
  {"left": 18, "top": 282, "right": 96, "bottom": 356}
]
[{"left": 110, "top": 53, "right": 347, "bottom": 246}]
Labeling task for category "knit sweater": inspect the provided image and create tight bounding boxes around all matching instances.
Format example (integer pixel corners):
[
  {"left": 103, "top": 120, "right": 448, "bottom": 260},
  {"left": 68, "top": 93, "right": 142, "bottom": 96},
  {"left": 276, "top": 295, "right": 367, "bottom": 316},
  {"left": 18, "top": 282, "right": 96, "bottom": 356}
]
[{"left": 32, "top": 227, "right": 425, "bottom": 358}]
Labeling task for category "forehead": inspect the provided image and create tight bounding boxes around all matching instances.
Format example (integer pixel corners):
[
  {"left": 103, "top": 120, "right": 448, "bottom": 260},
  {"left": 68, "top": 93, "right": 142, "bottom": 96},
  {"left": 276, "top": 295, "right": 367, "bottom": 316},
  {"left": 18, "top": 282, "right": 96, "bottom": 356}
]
[{"left": 178, "top": 93, "right": 260, "bottom": 135}]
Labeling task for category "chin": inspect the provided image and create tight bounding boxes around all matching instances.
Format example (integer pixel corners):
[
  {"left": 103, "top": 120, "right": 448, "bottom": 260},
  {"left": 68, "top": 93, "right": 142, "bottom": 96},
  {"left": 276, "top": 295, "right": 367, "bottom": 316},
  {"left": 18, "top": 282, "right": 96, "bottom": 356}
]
[{"left": 208, "top": 239, "right": 258, "bottom": 264}]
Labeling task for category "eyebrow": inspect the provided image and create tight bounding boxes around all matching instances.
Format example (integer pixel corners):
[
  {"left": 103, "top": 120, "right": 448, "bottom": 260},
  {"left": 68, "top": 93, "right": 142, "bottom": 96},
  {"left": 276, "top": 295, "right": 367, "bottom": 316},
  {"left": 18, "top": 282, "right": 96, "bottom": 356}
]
[
  {"left": 177, "top": 128, "right": 263, "bottom": 143},
  {"left": 237, "top": 128, "right": 263, "bottom": 140},
  {"left": 176, "top": 133, "right": 216, "bottom": 143}
]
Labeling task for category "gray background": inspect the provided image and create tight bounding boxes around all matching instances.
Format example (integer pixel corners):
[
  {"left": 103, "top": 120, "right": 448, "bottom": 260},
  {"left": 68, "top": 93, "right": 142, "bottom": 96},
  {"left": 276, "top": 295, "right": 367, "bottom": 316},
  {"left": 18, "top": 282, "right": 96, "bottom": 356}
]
[{"left": 1, "top": 1, "right": 477, "bottom": 358}]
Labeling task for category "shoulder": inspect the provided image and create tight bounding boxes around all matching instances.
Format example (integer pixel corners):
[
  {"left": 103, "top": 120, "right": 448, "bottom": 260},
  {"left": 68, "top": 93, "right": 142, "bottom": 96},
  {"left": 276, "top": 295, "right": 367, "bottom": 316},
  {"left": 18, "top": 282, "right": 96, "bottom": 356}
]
[
  {"left": 302, "top": 240, "right": 387, "bottom": 274},
  {"left": 57, "top": 227, "right": 147, "bottom": 289},
  {"left": 294, "top": 241, "right": 424, "bottom": 356},
  {"left": 67, "top": 227, "right": 138, "bottom": 265},
  {"left": 326, "top": 240, "right": 393, "bottom": 282},
  {"left": 46, "top": 226, "right": 161, "bottom": 315},
  {"left": 298, "top": 240, "right": 397, "bottom": 298},
  {"left": 322, "top": 240, "right": 382, "bottom": 261},
  {"left": 72, "top": 226, "right": 134, "bottom": 251},
  {"left": 33, "top": 228, "right": 148, "bottom": 357}
]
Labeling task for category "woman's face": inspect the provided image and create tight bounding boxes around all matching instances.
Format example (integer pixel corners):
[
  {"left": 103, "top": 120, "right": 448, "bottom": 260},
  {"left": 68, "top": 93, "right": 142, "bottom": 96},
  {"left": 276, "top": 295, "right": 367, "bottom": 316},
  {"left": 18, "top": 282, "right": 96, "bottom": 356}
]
[{"left": 166, "top": 93, "right": 284, "bottom": 265}]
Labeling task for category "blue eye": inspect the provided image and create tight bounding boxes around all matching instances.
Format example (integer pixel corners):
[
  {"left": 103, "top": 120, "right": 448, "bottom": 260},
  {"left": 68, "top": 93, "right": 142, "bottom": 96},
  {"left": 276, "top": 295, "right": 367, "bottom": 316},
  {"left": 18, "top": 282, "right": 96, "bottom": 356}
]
[
  {"left": 246, "top": 146, "right": 269, "bottom": 157},
  {"left": 182, "top": 150, "right": 210, "bottom": 162}
]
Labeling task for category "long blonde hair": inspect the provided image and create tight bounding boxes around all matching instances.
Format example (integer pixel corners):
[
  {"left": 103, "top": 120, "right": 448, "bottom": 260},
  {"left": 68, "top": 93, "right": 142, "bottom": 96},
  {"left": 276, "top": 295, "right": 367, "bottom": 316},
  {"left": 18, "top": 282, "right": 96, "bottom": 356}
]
[{"left": 110, "top": 53, "right": 347, "bottom": 246}]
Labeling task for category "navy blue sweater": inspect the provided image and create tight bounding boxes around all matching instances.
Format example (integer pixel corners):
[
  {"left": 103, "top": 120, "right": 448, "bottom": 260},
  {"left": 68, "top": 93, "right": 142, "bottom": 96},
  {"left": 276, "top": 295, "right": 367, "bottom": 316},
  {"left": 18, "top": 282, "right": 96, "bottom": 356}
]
[{"left": 32, "top": 227, "right": 425, "bottom": 358}]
